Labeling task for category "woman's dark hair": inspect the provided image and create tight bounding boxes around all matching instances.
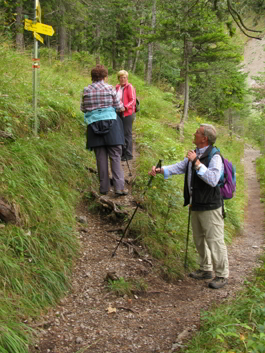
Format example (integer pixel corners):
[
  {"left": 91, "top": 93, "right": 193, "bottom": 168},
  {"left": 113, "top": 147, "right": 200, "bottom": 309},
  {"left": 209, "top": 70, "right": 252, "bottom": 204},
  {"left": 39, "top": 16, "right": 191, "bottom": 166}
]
[{"left": 91, "top": 65, "right": 108, "bottom": 82}]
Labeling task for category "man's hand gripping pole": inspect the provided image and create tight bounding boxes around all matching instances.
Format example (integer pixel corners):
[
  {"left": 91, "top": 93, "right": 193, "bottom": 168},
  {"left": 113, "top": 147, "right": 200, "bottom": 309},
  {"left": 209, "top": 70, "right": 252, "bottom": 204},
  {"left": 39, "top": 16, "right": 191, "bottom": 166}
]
[{"left": 111, "top": 159, "right": 162, "bottom": 258}]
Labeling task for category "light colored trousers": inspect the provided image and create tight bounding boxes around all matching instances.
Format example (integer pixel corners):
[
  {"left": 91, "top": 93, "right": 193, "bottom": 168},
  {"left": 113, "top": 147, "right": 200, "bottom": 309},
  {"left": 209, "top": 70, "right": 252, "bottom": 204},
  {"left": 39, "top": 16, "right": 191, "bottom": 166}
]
[
  {"left": 191, "top": 207, "right": 229, "bottom": 278},
  {"left": 94, "top": 145, "right": 124, "bottom": 194}
]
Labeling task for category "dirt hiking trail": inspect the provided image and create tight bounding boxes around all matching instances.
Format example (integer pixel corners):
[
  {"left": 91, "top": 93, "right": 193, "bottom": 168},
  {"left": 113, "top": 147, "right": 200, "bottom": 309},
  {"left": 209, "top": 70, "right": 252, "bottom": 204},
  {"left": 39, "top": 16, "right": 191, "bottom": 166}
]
[{"left": 29, "top": 144, "right": 264, "bottom": 353}]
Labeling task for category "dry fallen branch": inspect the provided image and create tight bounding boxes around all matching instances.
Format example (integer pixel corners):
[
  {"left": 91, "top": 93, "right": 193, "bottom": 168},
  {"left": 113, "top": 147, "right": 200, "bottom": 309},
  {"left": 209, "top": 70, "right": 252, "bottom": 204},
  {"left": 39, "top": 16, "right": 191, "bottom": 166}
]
[
  {"left": 106, "top": 232, "right": 153, "bottom": 266},
  {"left": 91, "top": 191, "right": 129, "bottom": 217}
]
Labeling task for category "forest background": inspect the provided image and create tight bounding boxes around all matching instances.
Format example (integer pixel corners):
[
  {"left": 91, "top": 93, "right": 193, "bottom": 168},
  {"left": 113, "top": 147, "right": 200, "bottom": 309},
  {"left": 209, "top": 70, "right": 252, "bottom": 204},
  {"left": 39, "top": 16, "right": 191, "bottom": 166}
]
[{"left": 1, "top": 0, "right": 265, "bottom": 352}]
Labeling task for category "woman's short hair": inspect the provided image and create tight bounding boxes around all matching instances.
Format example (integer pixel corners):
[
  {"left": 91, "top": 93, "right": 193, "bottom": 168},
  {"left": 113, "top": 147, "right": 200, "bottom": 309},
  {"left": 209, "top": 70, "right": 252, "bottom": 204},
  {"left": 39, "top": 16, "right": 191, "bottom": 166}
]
[
  {"left": 117, "top": 70, "right": 128, "bottom": 79},
  {"left": 200, "top": 124, "right": 217, "bottom": 145},
  {"left": 91, "top": 65, "right": 108, "bottom": 82}
]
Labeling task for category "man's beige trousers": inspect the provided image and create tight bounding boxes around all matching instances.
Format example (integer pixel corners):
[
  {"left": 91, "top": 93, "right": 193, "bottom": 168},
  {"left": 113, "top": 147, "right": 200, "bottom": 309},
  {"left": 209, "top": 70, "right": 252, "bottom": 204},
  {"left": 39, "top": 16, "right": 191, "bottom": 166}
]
[{"left": 191, "top": 207, "right": 229, "bottom": 278}]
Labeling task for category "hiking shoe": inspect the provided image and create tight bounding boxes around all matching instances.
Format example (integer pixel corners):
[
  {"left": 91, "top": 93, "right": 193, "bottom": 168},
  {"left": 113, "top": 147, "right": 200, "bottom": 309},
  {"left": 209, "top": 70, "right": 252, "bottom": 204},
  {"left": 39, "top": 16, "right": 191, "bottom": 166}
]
[
  {"left": 121, "top": 156, "right": 133, "bottom": 161},
  {"left": 100, "top": 191, "right": 108, "bottom": 195},
  {"left": 115, "top": 189, "right": 128, "bottom": 196},
  {"left": 189, "top": 269, "right": 213, "bottom": 280},
  {"left": 208, "top": 277, "right": 227, "bottom": 289}
]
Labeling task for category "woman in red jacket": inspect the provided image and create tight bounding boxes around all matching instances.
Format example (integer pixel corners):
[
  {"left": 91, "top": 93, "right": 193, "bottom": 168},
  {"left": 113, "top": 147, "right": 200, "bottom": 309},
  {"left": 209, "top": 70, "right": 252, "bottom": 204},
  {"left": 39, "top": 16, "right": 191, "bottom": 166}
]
[{"left": 116, "top": 70, "right": 136, "bottom": 161}]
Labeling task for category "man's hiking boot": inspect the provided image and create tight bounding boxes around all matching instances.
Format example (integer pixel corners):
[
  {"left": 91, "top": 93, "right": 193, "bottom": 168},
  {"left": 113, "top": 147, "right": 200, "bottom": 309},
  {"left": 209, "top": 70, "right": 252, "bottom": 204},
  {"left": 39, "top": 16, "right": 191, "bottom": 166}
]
[
  {"left": 189, "top": 269, "right": 213, "bottom": 280},
  {"left": 208, "top": 277, "right": 227, "bottom": 289}
]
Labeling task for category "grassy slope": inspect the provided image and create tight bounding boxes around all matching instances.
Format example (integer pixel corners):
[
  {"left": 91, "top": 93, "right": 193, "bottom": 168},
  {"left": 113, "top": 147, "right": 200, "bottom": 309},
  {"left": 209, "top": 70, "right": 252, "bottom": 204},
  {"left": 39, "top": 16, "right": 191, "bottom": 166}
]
[{"left": 0, "top": 42, "right": 245, "bottom": 352}]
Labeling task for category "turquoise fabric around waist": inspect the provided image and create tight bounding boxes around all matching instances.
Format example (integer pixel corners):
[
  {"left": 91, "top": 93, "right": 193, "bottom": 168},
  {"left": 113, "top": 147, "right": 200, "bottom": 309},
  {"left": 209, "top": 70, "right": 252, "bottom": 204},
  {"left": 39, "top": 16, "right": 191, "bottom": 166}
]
[{"left": 84, "top": 107, "right": 117, "bottom": 125}]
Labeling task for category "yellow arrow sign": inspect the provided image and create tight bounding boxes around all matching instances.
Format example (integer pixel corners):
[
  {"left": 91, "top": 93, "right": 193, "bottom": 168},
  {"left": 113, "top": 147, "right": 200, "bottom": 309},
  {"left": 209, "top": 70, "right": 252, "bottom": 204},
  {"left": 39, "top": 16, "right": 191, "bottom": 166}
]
[
  {"left": 24, "top": 19, "right": 54, "bottom": 36},
  {"left": 34, "top": 31, "right": 44, "bottom": 44}
]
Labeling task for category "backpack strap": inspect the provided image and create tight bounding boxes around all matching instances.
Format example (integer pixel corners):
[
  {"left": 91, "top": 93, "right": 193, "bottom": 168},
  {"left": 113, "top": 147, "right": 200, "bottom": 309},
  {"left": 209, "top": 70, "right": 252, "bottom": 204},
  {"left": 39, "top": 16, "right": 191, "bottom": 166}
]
[
  {"left": 208, "top": 146, "right": 226, "bottom": 219},
  {"left": 208, "top": 146, "right": 220, "bottom": 161}
]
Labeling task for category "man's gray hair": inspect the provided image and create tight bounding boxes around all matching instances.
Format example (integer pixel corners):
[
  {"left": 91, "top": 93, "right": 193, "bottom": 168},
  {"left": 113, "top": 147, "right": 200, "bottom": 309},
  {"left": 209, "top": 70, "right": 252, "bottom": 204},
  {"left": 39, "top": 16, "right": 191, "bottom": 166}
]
[{"left": 200, "top": 124, "right": 217, "bottom": 145}]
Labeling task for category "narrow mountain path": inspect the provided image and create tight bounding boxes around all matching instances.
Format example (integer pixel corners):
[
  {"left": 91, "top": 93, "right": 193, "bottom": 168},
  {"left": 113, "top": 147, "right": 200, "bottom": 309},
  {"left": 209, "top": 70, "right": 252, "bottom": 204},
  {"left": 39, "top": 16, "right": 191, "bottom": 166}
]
[{"left": 29, "top": 145, "right": 264, "bottom": 353}]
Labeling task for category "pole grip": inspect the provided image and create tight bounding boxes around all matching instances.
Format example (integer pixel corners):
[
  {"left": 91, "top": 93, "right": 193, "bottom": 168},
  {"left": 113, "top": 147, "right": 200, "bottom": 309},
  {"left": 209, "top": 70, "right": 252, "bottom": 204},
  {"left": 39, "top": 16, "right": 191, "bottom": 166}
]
[{"left": 147, "top": 159, "right": 163, "bottom": 187}]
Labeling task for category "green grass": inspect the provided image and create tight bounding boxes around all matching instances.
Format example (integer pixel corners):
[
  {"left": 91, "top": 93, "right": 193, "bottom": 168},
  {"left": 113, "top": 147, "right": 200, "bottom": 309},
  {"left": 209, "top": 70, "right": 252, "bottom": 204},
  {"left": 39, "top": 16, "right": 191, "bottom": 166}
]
[
  {"left": 182, "top": 261, "right": 265, "bottom": 353},
  {"left": 257, "top": 155, "right": 265, "bottom": 204},
  {"left": 0, "top": 38, "right": 253, "bottom": 352},
  {"left": 107, "top": 276, "right": 148, "bottom": 297}
]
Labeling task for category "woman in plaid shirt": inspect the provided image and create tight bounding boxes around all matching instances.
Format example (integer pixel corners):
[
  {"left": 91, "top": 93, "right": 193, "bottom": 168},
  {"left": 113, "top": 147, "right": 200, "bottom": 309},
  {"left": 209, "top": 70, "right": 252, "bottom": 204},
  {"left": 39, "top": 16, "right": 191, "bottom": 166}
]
[{"left": 81, "top": 65, "right": 128, "bottom": 196}]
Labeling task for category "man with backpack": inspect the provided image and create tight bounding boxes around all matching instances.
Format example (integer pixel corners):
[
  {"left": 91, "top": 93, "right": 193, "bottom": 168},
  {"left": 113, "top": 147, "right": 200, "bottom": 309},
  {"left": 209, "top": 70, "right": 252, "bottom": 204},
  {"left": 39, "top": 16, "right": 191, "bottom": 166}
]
[{"left": 149, "top": 124, "right": 229, "bottom": 289}]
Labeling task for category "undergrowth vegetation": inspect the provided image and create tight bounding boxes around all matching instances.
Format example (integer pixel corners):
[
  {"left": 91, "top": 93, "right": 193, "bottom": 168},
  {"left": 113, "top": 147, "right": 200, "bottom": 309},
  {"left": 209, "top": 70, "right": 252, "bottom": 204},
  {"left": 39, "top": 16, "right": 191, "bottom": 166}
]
[
  {"left": 107, "top": 277, "right": 148, "bottom": 297},
  {"left": 0, "top": 38, "right": 255, "bottom": 353},
  {"left": 182, "top": 262, "right": 265, "bottom": 353}
]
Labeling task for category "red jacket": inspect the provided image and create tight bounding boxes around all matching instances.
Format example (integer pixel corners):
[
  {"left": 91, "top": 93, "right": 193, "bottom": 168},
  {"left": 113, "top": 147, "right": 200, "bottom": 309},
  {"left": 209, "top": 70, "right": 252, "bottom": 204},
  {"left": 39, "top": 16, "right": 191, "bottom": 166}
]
[{"left": 116, "top": 83, "right": 136, "bottom": 117}]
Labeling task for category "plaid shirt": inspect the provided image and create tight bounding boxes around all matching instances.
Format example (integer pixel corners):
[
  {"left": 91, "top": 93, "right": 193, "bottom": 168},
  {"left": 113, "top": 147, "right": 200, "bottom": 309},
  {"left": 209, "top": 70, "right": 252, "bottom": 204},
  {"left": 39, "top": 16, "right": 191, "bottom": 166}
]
[
  {"left": 80, "top": 80, "right": 123, "bottom": 112},
  {"left": 163, "top": 146, "right": 222, "bottom": 194}
]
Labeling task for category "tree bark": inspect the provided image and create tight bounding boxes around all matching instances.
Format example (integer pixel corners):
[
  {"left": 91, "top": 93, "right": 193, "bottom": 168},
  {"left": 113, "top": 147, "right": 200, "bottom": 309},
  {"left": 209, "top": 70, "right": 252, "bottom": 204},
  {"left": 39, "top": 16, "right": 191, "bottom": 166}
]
[
  {"left": 178, "top": 36, "right": 192, "bottom": 140},
  {"left": 15, "top": 3, "right": 24, "bottom": 51},
  {"left": 132, "top": 20, "right": 144, "bottom": 73},
  {"left": 146, "top": 0, "right": 156, "bottom": 84},
  {"left": 127, "top": 50, "right": 133, "bottom": 71},
  {"left": 59, "top": 26, "right": 67, "bottom": 62},
  {"left": 95, "top": 25, "right": 100, "bottom": 65},
  {"left": 176, "top": 66, "right": 185, "bottom": 97},
  {"left": 112, "top": 42, "right": 117, "bottom": 70},
  {"left": 58, "top": 1, "right": 67, "bottom": 62}
]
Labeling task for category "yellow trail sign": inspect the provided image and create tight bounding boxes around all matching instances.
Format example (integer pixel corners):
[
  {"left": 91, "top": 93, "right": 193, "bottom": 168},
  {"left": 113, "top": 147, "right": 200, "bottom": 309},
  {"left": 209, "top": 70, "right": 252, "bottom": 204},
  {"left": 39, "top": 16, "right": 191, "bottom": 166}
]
[
  {"left": 34, "top": 31, "right": 44, "bottom": 44},
  {"left": 36, "top": 0, "right": 42, "bottom": 22},
  {"left": 24, "top": 19, "right": 54, "bottom": 36}
]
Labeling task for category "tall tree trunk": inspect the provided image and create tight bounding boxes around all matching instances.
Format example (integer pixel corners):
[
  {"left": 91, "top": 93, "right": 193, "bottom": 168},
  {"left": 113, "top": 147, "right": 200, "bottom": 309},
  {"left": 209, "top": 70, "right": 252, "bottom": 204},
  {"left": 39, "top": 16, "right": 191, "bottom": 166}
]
[
  {"left": 59, "top": 26, "right": 67, "bottom": 61},
  {"left": 15, "top": 3, "right": 24, "bottom": 51},
  {"left": 132, "top": 20, "right": 144, "bottom": 73},
  {"left": 176, "top": 66, "right": 185, "bottom": 97},
  {"left": 178, "top": 36, "right": 192, "bottom": 140},
  {"left": 127, "top": 50, "right": 133, "bottom": 71},
  {"left": 112, "top": 43, "right": 117, "bottom": 70},
  {"left": 69, "top": 31, "right": 72, "bottom": 57},
  {"left": 146, "top": 0, "right": 156, "bottom": 84},
  {"left": 58, "top": 1, "right": 67, "bottom": 62},
  {"left": 95, "top": 25, "right": 100, "bottom": 65},
  {"left": 146, "top": 42, "right": 153, "bottom": 84}
]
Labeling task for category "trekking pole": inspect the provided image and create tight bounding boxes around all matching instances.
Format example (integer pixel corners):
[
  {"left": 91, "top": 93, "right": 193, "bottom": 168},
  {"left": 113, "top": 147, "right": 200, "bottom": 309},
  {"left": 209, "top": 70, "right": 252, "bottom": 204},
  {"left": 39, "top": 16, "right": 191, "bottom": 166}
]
[
  {"left": 124, "top": 153, "right": 132, "bottom": 176},
  {"left": 111, "top": 159, "right": 163, "bottom": 258},
  {"left": 184, "top": 205, "right": 191, "bottom": 269}
]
